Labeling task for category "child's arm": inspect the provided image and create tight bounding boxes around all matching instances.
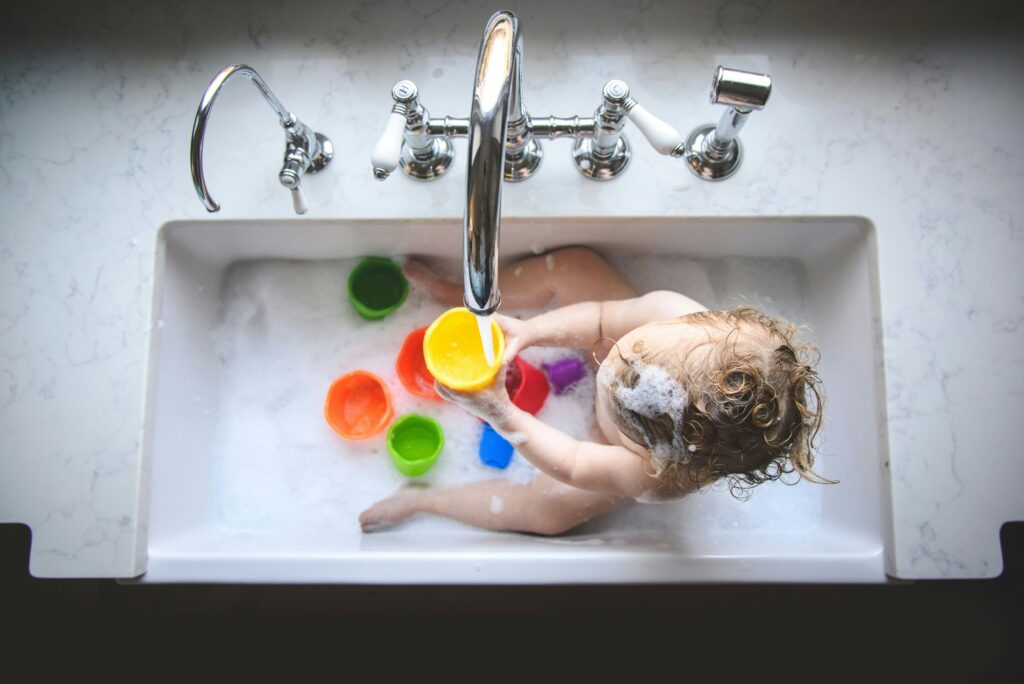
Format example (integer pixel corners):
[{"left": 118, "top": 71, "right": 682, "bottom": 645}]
[
  {"left": 507, "top": 290, "right": 707, "bottom": 354},
  {"left": 436, "top": 376, "right": 654, "bottom": 498},
  {"left": 496, "top": 404, "right": 653, "bottom": 497}
]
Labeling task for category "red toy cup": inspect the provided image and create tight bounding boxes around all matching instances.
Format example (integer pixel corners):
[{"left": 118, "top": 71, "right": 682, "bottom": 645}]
[
  {"left": 505, "top": 356, "right": 549, "bottom": 416},
  {"left": 396, "top": 327, "right": 439, "bottom": 400}
]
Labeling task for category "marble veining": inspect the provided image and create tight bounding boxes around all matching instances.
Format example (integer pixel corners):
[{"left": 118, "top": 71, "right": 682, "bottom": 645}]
[{"left": 0, "top": 0, "right": 1021, "bottom": 578}]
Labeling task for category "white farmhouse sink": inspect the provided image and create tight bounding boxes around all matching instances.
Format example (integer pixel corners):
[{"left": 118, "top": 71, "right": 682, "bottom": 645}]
[{"left": 140, "top": 217, "right": 890, "bottom": 583}]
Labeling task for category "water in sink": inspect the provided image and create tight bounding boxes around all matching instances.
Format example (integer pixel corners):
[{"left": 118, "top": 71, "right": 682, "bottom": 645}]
[{"left": 208, "top": 252, "right": 823, "bottom": 537}]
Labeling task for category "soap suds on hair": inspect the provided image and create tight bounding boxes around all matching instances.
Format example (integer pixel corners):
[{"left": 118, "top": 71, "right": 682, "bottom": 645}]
[
  {"left": 613, "top": 361, "right": 690, "bottom": 464},
  {"left": 614, "top": 362, "right": 687, "bottom": 423}
]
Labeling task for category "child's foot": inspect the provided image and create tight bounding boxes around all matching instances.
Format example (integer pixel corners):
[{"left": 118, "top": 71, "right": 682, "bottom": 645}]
[
  {"left": 359, "top": 489, "right": 426, "bottom": 532},
  {"left": 403, "top": 259, "right": 462, "bottom": 306}
]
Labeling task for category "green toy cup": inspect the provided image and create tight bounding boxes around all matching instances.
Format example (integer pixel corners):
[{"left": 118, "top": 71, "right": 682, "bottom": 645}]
[
  {"left": 347, "top": 257, "right": 409, "bottom": 320},
  {"left": 387, "top": 414, "right": 444, "bottom": 477}
]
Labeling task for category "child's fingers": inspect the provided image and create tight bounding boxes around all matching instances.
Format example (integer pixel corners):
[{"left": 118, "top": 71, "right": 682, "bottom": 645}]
[
  {"left": 504, "top": 336, "right": 522, "bottom": 359},
  {"left": 434, "top": 380, "right": 460, "bottom": 403},
  {"left": 434, "top": 380, "right": 482, "bottom": 406},
  {"left": 494, "top": 315, "right": 527, "bottom": 357}
]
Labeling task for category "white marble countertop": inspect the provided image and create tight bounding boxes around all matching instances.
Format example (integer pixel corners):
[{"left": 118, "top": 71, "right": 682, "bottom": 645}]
[{"left": 1, "top": 0, "right": 1021, "bottom": 579}]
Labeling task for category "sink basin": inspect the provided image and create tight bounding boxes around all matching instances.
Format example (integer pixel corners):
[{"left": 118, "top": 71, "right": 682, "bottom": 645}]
[{"left": 141, "top": 217, "right": 890, "bottom": 583}]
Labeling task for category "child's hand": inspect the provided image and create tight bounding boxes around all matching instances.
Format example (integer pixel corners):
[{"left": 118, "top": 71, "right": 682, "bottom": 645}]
[
  {"left": 435, "top": 363, "right": 515, "bottom": 427},
  {"left": 496, "top": 314, "right": 534, "bottom": 359}
]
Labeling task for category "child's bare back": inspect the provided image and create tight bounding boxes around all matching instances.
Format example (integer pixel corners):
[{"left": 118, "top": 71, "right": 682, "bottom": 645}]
[{"left": 359, "top": 247, "right": 829, "bottom": 535}]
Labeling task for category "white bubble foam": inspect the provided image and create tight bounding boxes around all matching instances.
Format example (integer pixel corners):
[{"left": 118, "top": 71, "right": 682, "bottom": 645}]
[
  {"left": 505, "top": 431, "right": 529, "bottom": 446},
  {"left": 489, "top": 495, "right": 504, "bottom": 514},
  {"left": 614, "top": 363, "right": 687, "bottom": 424},
  {"left": 208, "top": 252, "right": 823, "bottom": 537}
]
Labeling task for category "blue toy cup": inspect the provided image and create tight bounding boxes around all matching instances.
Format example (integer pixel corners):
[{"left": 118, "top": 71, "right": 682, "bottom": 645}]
[{"left": 479, "top": 423, "right": 514, "bottom": 469}]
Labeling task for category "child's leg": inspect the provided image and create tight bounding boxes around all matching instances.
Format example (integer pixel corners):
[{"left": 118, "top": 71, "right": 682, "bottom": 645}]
[
  {"left": 359, "top": 473, "right": 623, "bottom": 535},
  {"left": 404, "top": 246, "right": 637, "bottom": 310}
]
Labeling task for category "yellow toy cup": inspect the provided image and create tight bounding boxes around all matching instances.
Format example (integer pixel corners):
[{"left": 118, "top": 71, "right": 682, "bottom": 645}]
[{"left": 423, "top": 307, "right": 506, "bottom": 392}]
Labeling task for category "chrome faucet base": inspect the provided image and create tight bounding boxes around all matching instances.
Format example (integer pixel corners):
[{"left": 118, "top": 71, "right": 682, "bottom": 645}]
[
  {"left": 679, "top": 67, "right": 770, "bottom": 181},
  {"left": 309, "top": 133, "right": 334, "bottom": 172},
  {"left": 682, "top": 125, "right": 742, "bottom": 181},
  {"left": 571, "top": 135, "right": 630, "bottom": 180},
  {"left": 504, "top": 138, "right": 543, "bottom": 182},
  {"left": 400, "top": 137, "right": 455, "bottom": 180},
  {"left": 374, "top": 64, "right": 773, "bottom": 186}
]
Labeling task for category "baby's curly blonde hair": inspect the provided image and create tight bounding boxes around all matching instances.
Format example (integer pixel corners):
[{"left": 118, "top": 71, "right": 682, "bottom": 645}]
[{"left": 606, "top": 306, "right": 834, "bottom": 499}]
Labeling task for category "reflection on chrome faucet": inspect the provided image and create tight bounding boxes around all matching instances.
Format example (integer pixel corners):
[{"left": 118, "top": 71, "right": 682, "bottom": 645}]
[
  {"left": 461, "top": 10, "right": 523, "bottom": 316},
  {"left": 189, "top": 64, "right": 333, "bottom": 215},
  {"left": 370, "top": 11, "right": 773, "bottom": 315},
  {"left": 370, "top": 17, "right": 772, "bottom": 184}
]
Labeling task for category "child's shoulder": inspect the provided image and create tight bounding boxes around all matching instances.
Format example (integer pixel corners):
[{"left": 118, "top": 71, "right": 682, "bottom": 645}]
[{"left": 637, "top": 290, "right": 708, "bottom": 319}]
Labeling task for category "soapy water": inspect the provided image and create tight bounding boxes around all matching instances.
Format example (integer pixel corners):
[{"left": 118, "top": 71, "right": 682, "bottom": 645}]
[{"left": 209, "top": 253, "right": 825, "bottom": 536}]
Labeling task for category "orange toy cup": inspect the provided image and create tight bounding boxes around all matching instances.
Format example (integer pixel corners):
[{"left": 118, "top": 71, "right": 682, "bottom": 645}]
[
  {"left": 324, "top": 371, "right": 394, "bottom": 440},
  {"left": 396, "top": 327, "right": 439, "bottom": 400}
]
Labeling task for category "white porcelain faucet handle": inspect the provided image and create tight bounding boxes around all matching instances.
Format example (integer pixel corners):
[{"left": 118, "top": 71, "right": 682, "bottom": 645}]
[
  {"left": 626, "top": 103, "right": 685, "bottom": 157},
  {"left": 371, "top": 111, "right": 407, "bottom": 180},
  {"left": 290, "top": 186, "right": 308, "bottom": 215}
]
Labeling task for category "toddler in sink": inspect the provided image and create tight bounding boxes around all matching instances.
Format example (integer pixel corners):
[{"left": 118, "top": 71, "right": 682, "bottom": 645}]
[{"left": 360, "top": 247, "right": 833, "bottom": 534}]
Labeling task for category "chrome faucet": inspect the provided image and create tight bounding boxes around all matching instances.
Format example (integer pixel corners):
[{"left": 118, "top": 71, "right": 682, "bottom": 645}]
[
  {"left": 575, "top": 66, "right": 773, "bottom": 181},
  {"left": 462, "top": 10, "right": 524, "bottom": 316},
  {"left": 190, "top": 64, "right": 333, "bottom": 215},
  {"left": 370, "top": 15, "right": 772, "bottom": 185},
  {"left": 370, "top": 11, "right": 773, "bottom": 311}
]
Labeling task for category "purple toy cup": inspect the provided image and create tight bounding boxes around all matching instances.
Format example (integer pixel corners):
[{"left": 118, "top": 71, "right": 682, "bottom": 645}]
[{"left": 541, "top": 357, "right": 587, "bottom": 395}]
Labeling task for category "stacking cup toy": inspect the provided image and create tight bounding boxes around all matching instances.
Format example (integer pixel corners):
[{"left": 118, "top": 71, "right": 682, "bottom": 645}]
[
  {"left": 479, "top": 423, "right": 514, "bottom": 469},
  {"left": 347, "top": 257, "right": 409, "bottom": 320},
  {"left": 505, "top": 356, "right": 549, "bottom": 415},
  {"left": 387, "top": 414, "right": 444, "bottom": 477},
  {"left": 396, "top": 327, "right": 439, "bottom": 399},
  {"left": 423, "top": 307, "right": 506, "bottom": 392},
  {"left": 478, "top": 357, "right": 549, "bottom": 470},
  {"left": 324, "top": 371, "right": 394, "bottom": 440},
  {"left": 541, "top": 357, "right": 587, "bottom": 395}
]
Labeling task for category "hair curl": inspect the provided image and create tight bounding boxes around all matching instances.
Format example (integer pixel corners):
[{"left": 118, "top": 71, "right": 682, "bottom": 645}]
[{"left": 607, "top": 306, "right": 835, "bottom": 500}]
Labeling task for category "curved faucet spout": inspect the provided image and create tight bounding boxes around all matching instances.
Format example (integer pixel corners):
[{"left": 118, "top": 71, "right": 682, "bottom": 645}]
[
  {"left": 463, "top": 11, "right": 524, "bottom": 316},
  {"left": 190, "top": 64, "right": 333, "bottom": 215},
  {"left": 190, "top": 65, "right": 296, "bottom": 213}
]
